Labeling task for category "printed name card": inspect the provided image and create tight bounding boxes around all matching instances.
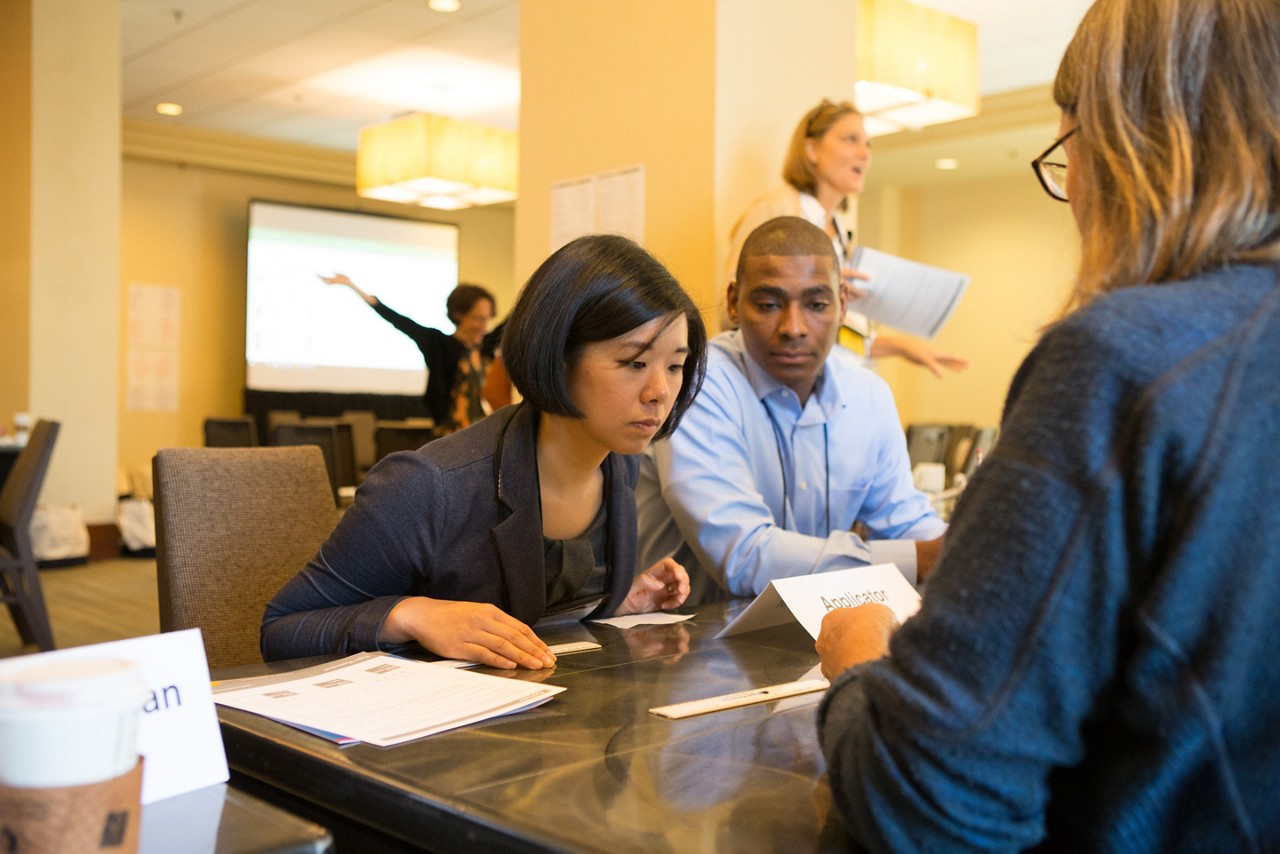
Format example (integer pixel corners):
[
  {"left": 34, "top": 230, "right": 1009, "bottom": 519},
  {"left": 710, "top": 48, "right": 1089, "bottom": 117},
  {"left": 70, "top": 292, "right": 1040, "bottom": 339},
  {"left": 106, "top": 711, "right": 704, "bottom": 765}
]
[
  {"left": 3, "top": 629, "right": 228, "bottom": 803},
  {"left": 716, "top": 564, "right": 922, "bottom": 640}
]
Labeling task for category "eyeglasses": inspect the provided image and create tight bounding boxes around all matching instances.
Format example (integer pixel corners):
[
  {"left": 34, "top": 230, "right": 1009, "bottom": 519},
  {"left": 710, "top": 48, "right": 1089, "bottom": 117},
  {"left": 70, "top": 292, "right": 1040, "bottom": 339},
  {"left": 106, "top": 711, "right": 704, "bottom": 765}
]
[{"left": 1031, "top": 127, "right": 1077, "bottom": 202}]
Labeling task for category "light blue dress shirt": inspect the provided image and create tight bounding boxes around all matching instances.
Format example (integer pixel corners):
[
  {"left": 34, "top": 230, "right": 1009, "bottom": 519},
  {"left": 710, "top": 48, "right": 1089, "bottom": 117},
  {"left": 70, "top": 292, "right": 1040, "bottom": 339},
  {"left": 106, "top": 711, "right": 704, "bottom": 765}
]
[{"left": 637, "top": 331, "right": 945, "bottom": 597}]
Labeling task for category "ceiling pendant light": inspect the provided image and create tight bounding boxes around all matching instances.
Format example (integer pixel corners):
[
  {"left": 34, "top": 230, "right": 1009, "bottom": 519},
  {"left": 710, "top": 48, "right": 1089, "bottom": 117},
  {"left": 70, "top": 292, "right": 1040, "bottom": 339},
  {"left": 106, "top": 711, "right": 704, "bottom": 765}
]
[
  {"left": 356, "top": 113, "right": 517, "bottom": 210},
  {"left": 856, "top": 0, "right": 980, "bottom": 136}
]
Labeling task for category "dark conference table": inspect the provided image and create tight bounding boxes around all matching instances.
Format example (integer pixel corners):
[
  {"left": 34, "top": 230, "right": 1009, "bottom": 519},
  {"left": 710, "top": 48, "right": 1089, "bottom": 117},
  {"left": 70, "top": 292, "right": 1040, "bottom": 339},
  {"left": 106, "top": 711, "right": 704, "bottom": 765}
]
[{"left": 215, "top": 602, "right": 856, "bottom": 852}]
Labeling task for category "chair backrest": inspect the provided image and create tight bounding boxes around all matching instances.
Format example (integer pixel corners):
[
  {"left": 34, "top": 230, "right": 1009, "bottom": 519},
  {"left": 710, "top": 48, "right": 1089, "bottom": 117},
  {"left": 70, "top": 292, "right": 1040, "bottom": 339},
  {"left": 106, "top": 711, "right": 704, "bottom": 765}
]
[
  {"left": 303, "top": 419, "right": 358, "bottom": 489},
  {"left": 904, "top": 423, "right": 951, "bottom": 469},
  {"left": 0, "top": 420, "right": 60, "bottom": 559},
  {"left": 152, "top": 445, "right": 339, "bottom": 669},
  {"left": 266, "top": 410, "right": 301, "bottom": 437},
  {"left": 374, "top": 422, "right": 436, "bottom": 462},
  {"left": 203, "top": 416, "right": 258, "bottom": 448},
  {"left": 270, "top": 423, "right": 344, "bottom": 505},
  {"left": 340, "top": 410, "right": 378, "bottom": 472},
  {"left": 961, "top": 427, "right": 1000, "bottom": 478},
  {"left": 941, "top": 423, "right": 974, "bottom": 486}
]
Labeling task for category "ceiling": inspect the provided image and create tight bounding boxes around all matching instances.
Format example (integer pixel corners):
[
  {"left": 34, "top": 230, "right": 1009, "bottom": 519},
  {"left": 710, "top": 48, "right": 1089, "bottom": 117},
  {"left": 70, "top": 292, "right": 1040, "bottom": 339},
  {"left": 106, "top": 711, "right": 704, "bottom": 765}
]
[
  {"left": 122, "top": 0, "right": 1093, "bottom": 183},
  {"left": 122, "top": 0, "right": 521, "bottom": 152}
]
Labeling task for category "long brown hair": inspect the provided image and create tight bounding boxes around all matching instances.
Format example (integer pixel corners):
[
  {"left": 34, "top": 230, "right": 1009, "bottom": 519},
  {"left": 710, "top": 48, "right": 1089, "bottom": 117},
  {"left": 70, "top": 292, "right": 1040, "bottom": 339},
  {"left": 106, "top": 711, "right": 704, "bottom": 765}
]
[{"left": 1054, "top": 0, "right": 1280, "bottom": 306}]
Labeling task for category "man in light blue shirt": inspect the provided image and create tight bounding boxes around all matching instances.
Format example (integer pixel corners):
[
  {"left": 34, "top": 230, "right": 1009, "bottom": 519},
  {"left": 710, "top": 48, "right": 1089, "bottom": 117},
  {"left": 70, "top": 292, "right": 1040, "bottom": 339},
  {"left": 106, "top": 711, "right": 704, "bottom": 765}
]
[{"left": 637, "top": 216, "right": 945, "bottom": 601}]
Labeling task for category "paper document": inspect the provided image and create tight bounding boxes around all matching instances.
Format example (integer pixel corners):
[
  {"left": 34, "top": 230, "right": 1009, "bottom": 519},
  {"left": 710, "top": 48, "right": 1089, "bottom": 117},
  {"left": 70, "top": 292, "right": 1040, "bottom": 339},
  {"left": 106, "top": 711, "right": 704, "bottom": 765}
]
[
  {"left": 213, "top": 652, "right": 564, "bottom": 747},
  {"left": 848, "top": 246, "right": 969, "bottom": 339},
  {"left": 649, "top": 680, "right": 829, "bottom": 719},
  {"left": 590, "top": 612, "right": 695, "bottom": 629}
]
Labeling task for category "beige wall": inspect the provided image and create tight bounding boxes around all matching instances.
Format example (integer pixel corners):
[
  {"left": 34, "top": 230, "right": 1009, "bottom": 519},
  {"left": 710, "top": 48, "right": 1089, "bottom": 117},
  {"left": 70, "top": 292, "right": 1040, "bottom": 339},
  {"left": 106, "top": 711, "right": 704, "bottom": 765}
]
[
  {"left": 118, "top": 155, "right": 515, "bottom": 479},
  {"left": 863, "top": 173, "right": 1079, "bottom": 429},
  {"left": 517, "top": 1, "right": 719, "bottom": 313},
  {"left": 0, "top": 0, "right": 33, "bottom": 425},
  {"left": 518, "top": 0, "right": 860, "bottom": 328},
  {"left": 713, "top": 1, "right": 858, "bottom": 314},
  {"left": 28, "top": 0, "right": 121, "bottom": 521}
]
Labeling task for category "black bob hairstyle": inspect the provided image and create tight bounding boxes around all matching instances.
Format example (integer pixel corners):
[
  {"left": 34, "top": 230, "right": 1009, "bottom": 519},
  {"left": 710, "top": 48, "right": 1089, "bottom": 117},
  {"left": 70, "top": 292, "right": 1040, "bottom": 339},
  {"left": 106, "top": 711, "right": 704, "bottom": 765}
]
[{"left": 502, "top": 234, "right": 707, "bottom": 441}]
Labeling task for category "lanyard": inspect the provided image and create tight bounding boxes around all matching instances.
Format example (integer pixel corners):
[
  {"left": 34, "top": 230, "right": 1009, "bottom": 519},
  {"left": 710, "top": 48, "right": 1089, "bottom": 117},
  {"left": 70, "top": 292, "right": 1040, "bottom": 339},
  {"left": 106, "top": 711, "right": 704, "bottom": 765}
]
[{"left": 760, "top": 399, "right": 831, "bottom": 537}]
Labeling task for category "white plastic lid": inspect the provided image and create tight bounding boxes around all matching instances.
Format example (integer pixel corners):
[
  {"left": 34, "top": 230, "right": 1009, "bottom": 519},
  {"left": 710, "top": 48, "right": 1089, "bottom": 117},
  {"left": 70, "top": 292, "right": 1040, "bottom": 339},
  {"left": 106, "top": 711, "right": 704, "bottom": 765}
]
[{"left": 0, "top": 657, "right": 144, "bottom": 715}]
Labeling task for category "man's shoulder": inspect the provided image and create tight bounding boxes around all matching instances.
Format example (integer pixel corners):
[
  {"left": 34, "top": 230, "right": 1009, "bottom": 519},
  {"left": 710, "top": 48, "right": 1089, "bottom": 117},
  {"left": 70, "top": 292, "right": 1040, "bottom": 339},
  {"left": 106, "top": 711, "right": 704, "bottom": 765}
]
[
  {"left": 826, "top": 346, "right": 891, "bottom": 395},
  {"left": 701, "top": 334, "right": 754, "bottom": 390}
]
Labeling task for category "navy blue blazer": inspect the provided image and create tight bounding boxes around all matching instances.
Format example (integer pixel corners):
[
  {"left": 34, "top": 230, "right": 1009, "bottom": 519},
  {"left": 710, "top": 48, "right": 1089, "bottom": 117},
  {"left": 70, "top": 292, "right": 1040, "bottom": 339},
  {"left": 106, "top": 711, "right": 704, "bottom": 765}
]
[{"left": 261, "top": 403, "right": 638, "bottom": 660}]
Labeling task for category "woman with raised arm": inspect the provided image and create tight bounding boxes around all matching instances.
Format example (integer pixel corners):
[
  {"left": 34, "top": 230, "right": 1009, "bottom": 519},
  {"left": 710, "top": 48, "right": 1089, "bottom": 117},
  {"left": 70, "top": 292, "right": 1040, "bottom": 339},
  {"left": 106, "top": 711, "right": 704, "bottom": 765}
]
[
  {"left": 267, "top": 235, "right": 707, "bottom": 668},
  {"left": 815, "top": 0, "right": 1280, "bottom": 849},
  {"left": 319, "top": 273, "right": 497, "bottom": 433}
]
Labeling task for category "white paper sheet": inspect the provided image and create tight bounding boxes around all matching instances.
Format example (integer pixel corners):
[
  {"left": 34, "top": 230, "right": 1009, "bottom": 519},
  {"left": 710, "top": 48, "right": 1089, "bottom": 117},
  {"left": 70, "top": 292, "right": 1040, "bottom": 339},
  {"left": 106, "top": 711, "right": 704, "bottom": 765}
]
[
  {"left": 590, "top": 612, "right": 695, "bottom": 629},
  {"left": 213, "top": 652, "right": 564, "bottom": 747},
  {"left": 847, "top": 247, "right": 969, "bottom": 339}
]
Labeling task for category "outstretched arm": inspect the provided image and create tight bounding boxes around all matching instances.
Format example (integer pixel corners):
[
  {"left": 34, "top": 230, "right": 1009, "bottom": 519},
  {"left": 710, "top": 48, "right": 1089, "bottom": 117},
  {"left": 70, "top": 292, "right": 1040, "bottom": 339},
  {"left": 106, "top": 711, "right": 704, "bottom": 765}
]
[
  {"left": 869, "top": 334, "right": 969, "bottom": 378},
  {"left": 318, "top": 273, "right": 376, "bottom": 306}
]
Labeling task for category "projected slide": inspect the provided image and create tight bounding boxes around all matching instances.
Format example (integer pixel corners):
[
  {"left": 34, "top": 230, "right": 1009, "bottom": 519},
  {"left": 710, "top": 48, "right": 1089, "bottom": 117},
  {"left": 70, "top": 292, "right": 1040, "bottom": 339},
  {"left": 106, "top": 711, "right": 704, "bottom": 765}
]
[{"left": 246, "top": 201, "right": 459, "bottom": 394}]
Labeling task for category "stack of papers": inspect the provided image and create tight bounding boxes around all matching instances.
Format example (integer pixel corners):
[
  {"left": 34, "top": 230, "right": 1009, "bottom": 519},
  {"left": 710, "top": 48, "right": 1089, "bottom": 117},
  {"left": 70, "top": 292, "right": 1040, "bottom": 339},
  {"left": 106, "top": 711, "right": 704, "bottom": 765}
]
[
  {"left": 213, "top": 652, "right": 564, "bottom": 747},
  {"left": 848, "top": 246, "right": 969, "bottom": 339}
]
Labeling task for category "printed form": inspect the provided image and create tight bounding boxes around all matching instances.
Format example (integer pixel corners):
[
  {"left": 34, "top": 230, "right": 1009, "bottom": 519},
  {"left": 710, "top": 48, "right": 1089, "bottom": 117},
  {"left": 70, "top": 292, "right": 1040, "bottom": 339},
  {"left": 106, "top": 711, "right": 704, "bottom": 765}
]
[{"left": 213, "top": 652, "right": 564, "bottom": 747}]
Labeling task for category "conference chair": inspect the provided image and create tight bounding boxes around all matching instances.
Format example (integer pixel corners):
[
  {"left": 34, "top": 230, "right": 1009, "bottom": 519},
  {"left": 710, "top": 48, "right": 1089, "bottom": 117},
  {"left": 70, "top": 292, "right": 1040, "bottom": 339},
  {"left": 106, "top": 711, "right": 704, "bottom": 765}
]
[
  {"left": 340, "top": 410, "right": 378, "bottom": 475},
  {"left": 941, "top": 423, "right": 975, "bottom": 486},
  {"left": 960, "top": 427, "right": 999, "bottom": 479},
  {"left": 270, "top": 422, "right": 355, "bottom": 507},
  {"left": 374, "top": 421, "right": 437, "bottom": 463},
  {"left": 266, "top": 409, "right": 301, "bottom": 437},
  {"left": 203, "top": 415, "right": 258, "bottom": 447},
  {"left": 303, "top": 418, "right": 359, "bottom": 498},
  {"left": 904, "top": 423, "right": 951, "bottom": 470},
  {"left": 152, "top": 445, "right": 339, "bottom": 669},
  {"left": 0, "top": 420, "right": 61, "bottom": 650}
]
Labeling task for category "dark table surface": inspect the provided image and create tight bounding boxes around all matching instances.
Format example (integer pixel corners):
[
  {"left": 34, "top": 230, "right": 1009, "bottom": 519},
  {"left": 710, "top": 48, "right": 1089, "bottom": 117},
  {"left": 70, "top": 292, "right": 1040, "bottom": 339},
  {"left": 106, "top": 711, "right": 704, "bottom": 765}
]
[
  {"left": 215, "top": 602, "right": 856, "bottom": 852},
  {"left": 141, "top": 783, "right": 332, "bottom": 853}
]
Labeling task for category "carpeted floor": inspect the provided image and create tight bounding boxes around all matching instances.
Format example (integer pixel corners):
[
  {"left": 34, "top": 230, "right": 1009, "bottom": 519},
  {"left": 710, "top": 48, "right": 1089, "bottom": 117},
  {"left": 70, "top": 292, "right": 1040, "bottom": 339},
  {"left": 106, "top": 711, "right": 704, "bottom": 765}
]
[{"left": 0, "top": 556, "right": 160, "bottom": 659}]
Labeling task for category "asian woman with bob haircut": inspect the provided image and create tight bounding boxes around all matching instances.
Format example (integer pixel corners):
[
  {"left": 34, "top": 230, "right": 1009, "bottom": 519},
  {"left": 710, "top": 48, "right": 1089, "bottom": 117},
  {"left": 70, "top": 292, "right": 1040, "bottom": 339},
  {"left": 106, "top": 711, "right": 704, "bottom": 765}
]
[
  {"left": 815, "top": 0, "right": 1280, "bottom": 849},
  {"left": 263, "top": 234, "right": 707, "bottom": 670}
]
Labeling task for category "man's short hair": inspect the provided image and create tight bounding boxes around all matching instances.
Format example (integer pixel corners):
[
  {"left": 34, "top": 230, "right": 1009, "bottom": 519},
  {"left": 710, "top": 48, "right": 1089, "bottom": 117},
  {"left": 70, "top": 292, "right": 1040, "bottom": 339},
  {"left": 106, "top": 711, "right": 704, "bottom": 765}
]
[{"left": 734, "top": 216, "right": 839, "bottom": 286}]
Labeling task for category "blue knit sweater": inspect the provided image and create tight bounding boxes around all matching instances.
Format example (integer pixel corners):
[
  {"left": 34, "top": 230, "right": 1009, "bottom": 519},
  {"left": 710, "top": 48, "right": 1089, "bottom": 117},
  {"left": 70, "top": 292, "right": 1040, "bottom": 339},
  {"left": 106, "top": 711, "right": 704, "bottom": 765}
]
[{"left": 819, "top": 264, "right": 1280, "bottom": 852}]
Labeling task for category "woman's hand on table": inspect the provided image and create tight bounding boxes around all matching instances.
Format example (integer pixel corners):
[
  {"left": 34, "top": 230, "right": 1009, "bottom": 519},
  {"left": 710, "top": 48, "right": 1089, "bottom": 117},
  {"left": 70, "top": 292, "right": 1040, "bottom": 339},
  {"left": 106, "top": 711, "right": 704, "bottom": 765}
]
[
  {"left": 815, "top": 603, "right": 897, "bottom": 680},
  {"left": 384, "top": 596, "right": 556, "bottom": 670},
  {"left": 616, "top": 558, "right": 689, "bottom": 615}
]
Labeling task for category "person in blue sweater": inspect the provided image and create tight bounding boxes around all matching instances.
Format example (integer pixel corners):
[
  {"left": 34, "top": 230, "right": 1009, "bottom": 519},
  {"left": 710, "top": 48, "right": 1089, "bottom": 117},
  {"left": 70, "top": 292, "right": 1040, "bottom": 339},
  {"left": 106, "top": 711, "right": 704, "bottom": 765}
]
[{"left": 815, "top": 0, "right": 1280, "bottom": 850}]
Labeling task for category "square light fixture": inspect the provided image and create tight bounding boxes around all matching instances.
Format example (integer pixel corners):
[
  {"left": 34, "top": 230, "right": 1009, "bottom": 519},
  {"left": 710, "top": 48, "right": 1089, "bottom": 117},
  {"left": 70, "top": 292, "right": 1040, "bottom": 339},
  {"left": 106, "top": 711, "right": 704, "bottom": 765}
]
[
  {"left": 357, "top": 113, "right": 517, "bottom": 209},
  {"left": 856, "top": 0, "right": 980, "bottom": 135}
]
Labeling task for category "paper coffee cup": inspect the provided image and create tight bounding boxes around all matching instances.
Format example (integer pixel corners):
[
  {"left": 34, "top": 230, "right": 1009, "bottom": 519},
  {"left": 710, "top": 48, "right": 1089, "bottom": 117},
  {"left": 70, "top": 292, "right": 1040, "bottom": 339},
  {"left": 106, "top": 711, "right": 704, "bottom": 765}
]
[{"left": 0, "top": 657, "right": 145, "bottom": 788}]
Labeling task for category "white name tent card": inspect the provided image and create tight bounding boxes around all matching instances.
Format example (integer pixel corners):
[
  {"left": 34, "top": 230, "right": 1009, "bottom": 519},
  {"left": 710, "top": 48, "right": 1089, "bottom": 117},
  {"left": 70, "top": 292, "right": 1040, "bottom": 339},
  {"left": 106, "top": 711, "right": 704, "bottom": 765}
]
[
  {"left": 0, "top": 629, "right": 228, "bottom": 804},
  {"left": 847, "top": 246, "right": 969, "bottom": 339},
  {"left": 716, "top": 563, "right": 922, "bottom": 640}
]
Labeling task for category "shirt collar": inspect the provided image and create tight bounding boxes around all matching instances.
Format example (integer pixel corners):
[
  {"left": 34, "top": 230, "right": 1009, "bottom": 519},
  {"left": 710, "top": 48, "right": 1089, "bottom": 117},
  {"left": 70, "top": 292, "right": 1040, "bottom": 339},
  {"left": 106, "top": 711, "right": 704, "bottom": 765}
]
[{"left": 722, "top": 330, "right": 844, "bottom": 422}]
